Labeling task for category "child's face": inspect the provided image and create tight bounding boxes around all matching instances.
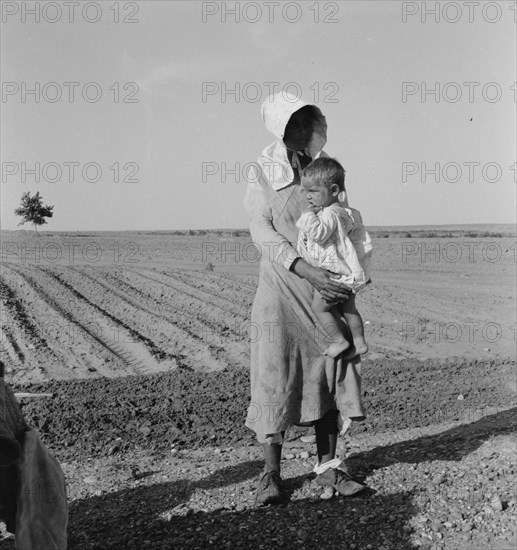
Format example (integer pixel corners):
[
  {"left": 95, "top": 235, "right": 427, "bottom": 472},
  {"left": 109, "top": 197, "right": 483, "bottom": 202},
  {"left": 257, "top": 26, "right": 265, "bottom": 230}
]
[
  {"left": 301, "top": 179, "right": 337, "bottom": 208},
  {"left": 283, "top": 107, "right": 314, "bottom": 151}
]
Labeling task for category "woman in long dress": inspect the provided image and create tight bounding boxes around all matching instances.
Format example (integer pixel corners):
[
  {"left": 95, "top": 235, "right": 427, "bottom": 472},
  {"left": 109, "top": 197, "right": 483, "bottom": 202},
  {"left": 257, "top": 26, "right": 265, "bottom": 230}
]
[{"left": 244, "top": 92, "right": 367, "bottom": 504}]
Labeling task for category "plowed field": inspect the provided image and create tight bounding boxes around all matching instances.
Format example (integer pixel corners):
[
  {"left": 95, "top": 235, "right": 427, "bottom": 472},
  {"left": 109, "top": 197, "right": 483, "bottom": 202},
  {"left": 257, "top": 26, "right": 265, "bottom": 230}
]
[
  {"left": 1, "top": 234, "right": 261, "bottom": 383},
  {"left": 1, "top": 232, "right": 515, "bottom": 384}
]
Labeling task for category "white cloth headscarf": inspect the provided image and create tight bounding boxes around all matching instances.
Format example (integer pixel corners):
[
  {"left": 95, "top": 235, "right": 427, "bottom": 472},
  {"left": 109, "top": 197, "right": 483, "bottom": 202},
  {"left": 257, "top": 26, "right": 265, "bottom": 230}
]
[{"left": 258, "top": 92, "right": 328, "bottom": 191}]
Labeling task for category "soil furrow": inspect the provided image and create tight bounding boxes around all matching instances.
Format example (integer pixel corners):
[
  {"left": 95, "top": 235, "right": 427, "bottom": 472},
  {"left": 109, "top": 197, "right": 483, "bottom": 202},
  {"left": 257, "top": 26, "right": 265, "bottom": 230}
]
[
  {"left": 0, "top": 274, "right": 55, "bottom": 379},
  {"left": 169, "top": 269, "right": 256, "bottom": 306},
  {"left": 4, "top": 264, "right": 136, "bottom": 378},
  {"left": 104, "top": 267, "right": 252, "bottom": 345},
  {"left": 127, "top": 266, "right": 251, "bottom": 321},
  {"left": 1, "top": 266, "right": 95, "bottom": 381},
  {"left": 96, "top": 266, "right": 244, "bottom": 326},
  {"left": 2, "top": 264, "right": 173, "bottom": 379},
  {"left": 45, "top": 266, "right": 244, "bottom": 371},
  {"left": 0, "top": 275, "right": 43, "bottom": 349},
  {"left": 203, "top": 269, "right": 259, "bottom": 293},
  {"left": 41, "top": 268, "right": 171, "bottom": 359},
  {"left": 0, "top": 326, "right": 25, "bottom": 365}
]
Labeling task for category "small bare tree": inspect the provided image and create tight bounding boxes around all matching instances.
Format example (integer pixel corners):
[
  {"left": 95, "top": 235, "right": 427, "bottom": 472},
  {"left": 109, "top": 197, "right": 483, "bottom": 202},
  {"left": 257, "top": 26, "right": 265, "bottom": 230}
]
[{"left": 14, "top": 192, "right": 54, "bottom": 235}]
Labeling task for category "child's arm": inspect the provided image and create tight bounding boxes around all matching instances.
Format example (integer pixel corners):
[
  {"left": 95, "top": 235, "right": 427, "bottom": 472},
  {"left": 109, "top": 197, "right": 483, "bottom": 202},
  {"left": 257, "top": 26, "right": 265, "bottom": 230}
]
[{"left": 296, "top": 208, "right": 339, "bottom": 245}]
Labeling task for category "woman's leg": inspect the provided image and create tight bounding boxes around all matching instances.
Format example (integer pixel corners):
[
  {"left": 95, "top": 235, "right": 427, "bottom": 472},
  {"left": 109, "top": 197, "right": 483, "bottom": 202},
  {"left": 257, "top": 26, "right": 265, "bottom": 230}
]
[
  {"left": 311, "top": 292, "right": 350, "bottom": 358},
  {"left": 256, "top": 433, "right": 286, "bottom": 505},
  {"left": 339, "top": 294, "right": 368, "bottom": 359},
  {"left": 262, "top": 441, "right": 282, "bottom": 473}
]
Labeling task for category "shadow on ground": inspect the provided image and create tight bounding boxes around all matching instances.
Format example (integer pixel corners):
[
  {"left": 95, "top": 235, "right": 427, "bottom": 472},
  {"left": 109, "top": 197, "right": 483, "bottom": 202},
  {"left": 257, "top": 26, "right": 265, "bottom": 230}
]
[
  {"left": 66, "top": 466, "right": 417, "bottom": 549},
  {"left": 1, "top": 409, "right": 514, "bottom": 550},
  {"left": 353, "top": 407, "right": 517, "bottom": 478}
]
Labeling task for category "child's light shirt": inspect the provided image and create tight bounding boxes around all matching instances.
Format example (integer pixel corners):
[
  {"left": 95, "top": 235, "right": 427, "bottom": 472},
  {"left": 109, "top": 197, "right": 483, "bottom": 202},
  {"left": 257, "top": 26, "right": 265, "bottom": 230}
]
[{"left": 296, "top": 203, "right": 373, "bottom": 292}]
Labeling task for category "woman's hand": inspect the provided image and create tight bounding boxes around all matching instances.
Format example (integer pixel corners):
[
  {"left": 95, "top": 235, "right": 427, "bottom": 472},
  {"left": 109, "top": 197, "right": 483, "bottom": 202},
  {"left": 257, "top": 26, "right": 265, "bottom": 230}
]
[{"left": 292, "top": 260, "right": 351, "bottom": 303}]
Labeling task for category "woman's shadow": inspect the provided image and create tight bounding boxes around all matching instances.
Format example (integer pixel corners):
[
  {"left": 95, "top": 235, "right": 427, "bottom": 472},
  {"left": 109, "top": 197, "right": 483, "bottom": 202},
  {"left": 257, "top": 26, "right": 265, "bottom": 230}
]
[{"left": 64, "top": 455, "right": 419, "bottom": 550}]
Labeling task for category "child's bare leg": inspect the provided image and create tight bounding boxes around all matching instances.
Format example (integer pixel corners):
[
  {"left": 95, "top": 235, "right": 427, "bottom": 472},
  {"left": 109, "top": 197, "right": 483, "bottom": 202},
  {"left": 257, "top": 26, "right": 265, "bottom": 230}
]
[
  {"left": 312, "top": 292, "right": 350, "bottom": 358},
  {"left": 338, "top": 294, "right": 368, "bottom": 359}
]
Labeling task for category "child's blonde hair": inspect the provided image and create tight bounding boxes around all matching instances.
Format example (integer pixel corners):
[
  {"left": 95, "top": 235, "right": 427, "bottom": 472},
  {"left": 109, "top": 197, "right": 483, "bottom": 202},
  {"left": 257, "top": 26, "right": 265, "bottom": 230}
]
[{"left": 301, "top": 157, "right": 345, "bottom": 192}]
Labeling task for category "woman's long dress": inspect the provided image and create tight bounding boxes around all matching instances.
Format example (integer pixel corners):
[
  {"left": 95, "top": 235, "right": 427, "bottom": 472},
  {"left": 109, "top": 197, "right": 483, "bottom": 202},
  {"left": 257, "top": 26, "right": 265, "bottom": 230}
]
[{"left": 244, "top": 169, "right": 365, "bottom": 442}]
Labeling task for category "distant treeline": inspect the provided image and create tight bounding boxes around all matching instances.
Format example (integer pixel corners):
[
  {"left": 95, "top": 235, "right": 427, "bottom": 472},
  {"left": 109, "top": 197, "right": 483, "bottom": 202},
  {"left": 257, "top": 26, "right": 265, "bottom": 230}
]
[
  {"left": 372, "top": 230, "right": 510, "bottom": 239},
  {"left": 161, "top": 229, "right": 513, "bottom": 239},
  {"left": 158, "top": 229, "right": 251, "bottom": 237}
]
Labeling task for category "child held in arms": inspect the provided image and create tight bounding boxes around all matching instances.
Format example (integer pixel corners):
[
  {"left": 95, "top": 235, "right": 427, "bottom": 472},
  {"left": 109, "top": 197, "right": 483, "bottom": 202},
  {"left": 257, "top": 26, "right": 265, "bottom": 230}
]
[{"left": 296, "top": 157, "right": 372, "bottom": 359}]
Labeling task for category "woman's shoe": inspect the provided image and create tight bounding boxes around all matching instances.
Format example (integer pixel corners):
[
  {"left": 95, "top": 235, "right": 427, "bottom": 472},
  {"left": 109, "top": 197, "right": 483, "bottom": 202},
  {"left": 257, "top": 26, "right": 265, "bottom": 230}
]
[{"left": 255, "top": 470, "right": 287, "bottom": 506}]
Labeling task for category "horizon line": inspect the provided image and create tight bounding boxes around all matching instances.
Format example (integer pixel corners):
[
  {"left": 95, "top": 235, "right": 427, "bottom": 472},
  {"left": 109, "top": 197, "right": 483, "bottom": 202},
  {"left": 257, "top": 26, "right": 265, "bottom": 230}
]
[{"left": 1, "top": 222, "right": 516, "bottom": 234}]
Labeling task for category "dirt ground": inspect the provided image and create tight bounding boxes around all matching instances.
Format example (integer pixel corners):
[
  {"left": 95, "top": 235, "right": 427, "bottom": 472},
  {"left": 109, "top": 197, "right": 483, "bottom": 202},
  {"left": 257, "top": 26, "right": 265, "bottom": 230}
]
[{"left": 0, "top": 230, "right": 515, "bottom": 549}]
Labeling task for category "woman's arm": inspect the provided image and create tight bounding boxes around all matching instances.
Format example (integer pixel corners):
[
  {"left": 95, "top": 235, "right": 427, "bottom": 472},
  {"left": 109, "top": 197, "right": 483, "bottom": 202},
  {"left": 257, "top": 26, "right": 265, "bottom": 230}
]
[{"left": 244, "top": 173, "right": 299, "bottom": 270}]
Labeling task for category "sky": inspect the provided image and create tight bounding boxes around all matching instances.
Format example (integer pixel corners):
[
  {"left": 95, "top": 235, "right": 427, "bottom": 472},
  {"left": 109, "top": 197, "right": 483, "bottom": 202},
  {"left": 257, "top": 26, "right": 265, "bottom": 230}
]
[{"left": 1, "top": 0, "right": 516, "bottom": 231}]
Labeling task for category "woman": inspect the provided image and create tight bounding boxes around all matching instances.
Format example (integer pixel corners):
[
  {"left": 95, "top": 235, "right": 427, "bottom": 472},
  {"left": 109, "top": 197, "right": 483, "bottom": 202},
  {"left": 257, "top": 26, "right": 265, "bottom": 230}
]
[{"left": 244, "top": 92, "right": 367, "bottom": 505}]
